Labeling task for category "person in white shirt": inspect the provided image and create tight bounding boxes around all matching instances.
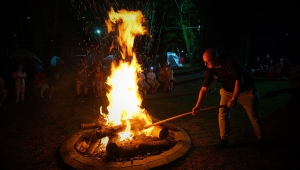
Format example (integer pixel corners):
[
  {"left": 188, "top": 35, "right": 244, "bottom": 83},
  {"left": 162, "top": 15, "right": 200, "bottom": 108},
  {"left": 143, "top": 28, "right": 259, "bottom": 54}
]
[
  {"left": 12, "top": 64, "right": 27, "bottom": 103},
  {"left": 137, "top": 71, "right": 150, "bottom": 95},
  {"left": 146, "top": 67, "right": 160, "bottom": 94}
]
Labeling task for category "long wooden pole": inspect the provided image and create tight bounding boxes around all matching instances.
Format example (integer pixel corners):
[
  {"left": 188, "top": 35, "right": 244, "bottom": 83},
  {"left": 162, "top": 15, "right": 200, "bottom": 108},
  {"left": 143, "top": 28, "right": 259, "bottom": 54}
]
[{"left": 144, "top": 105, "right": 227, "bottom": 129}]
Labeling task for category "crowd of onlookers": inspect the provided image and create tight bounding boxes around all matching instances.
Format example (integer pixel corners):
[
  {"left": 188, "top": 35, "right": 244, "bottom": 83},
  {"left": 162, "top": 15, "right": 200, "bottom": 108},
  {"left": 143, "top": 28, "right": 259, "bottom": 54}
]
[
  {"left": 74, "top": 59, "right": 109, "bottom": 98},
  {"left": 1, "top": 52, "right": 300, "bottom": 111},
  {"left": 0, "top": 51, "right": 179, "bottom": 111},
  {"left": 245, "top": 52, "right": 300, "bottom": 101},
  {"left": 248, "top": 53, "right": 292, "bottom": 80},
  {"left": 72, "top": 55, "right": 176, "bottom": 98},
  {"left": 137, "top": 61, "right": 175, "bottom": 95},
  {"left": 0, "top": 63, "right": 56, "bottom": 109}
]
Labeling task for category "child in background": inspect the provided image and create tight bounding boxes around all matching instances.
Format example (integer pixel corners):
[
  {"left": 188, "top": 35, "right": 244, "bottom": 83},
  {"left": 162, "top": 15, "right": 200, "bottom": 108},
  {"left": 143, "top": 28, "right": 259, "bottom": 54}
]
[
  {"left": 12, "top": 64, "right": 26, "bottom": 103},
  {"left": 158, "top": 62, "right": 169, "bottom": 92},
  {"left": 93, "top": 66, "right": 104, "bottom": 97},
  {"left": 137, "top": 71, "right": 150, "bottom": 95},
  {"left": 166, "top": 64, "right": 175, "bottom": 91},
  {"left": 38, "top": 77, "right": 54, "bottom": 98},
  {"left": 146, "top": 67, "right": 160, "bottom": 94}
]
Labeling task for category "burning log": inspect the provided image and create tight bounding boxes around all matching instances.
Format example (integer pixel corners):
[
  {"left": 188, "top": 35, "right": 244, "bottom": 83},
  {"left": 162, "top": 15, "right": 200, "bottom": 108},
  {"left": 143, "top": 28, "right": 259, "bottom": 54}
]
[
  {"left": 80, "top": 122, "right": 103, "bottom": 130},
  {"left": 81, "top": 117, "right": 147, "bottom": 131},
  {"left": 75, "top": 129, "right": 97, "bottom": 153},
  {"left": 106, "top": 136, "right": 171, "bottom": 158},
  {"left": 82, "top": 118, "right": 151, "bottom": 137},
  {"left": 93, "top": 124, "right": 168, "bottom": 140},
  {"left": 76, "top": 141, "right": 89, "bottom": 153},
  {"left": 86, "top": 139, "right": 101, "bottom": 155},
  {"left": 151, "top": 126, "right": 168, "bottom": 139},
  {"left": 80, "top": 115, "right": 107, "bottom": 130},
  {"left": 95, "top": 125, "right": 126, "bottom": 139}
]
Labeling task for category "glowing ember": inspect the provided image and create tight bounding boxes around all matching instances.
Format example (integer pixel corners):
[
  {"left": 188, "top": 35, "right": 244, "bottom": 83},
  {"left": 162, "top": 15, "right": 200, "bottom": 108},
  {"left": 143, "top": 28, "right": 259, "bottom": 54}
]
[
  {"left": 100, "top": 8, "right": 153, "bottom": 142},
  {"left": 100, "top": 137, "right": 109, "bottom": 150}
]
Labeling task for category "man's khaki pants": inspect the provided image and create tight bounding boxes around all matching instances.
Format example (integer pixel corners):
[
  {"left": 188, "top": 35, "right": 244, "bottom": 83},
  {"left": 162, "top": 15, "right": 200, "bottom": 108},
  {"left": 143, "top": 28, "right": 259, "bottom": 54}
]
[{"left": 219, "top": 88, "right": 264, "bottom": 140}]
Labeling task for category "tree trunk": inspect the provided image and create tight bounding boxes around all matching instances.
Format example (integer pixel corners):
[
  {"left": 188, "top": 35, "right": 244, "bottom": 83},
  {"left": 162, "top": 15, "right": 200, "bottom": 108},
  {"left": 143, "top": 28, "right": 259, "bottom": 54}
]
[{"left": 155, "top": 12, "right": 165, "bottom": 59}]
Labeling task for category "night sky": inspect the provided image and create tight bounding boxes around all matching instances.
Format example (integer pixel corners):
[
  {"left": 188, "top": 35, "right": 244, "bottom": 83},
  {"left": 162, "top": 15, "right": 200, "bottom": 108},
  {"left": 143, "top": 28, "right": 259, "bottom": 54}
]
[
  {"left": 1, "top": 0, "right": 299, "bottom": 64},
  {"left": 194, "top": 0, "right": 299, "bottom": 63}
]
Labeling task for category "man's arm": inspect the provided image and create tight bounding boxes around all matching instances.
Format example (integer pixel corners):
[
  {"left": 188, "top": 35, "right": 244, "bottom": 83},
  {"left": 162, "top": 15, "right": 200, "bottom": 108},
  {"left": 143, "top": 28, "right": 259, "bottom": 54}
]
[
  {"left": 228, "top": 56, "right": 242, "bottom": 107},
  {"left": 192, "top": 86, "right": 208, "bottom": 115},
  {"left": 227, "top": 80, "right": 241, "bottom": 107}
]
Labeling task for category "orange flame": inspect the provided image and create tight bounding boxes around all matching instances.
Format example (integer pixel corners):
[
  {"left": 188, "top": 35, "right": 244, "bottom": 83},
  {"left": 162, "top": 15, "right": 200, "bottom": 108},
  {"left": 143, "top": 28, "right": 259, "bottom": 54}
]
[
  {"left": 105, "top": 7, "right": 147, "bottom": 59},
  {"left": 103, "top": 8, "right": 152, "bottom": 141}
]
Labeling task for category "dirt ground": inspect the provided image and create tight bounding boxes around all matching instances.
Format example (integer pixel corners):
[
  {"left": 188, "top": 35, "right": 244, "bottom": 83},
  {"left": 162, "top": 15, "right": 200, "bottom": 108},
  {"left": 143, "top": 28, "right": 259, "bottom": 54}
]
[{"left": 0, "top": 72, "right": 299, "bottom": 170}]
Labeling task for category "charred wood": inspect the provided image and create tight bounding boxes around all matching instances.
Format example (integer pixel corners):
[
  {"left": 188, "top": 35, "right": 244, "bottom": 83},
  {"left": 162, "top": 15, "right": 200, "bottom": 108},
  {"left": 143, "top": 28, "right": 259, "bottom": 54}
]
[{"left": 106, "top": 138, "right": 170, "bottom": 158}]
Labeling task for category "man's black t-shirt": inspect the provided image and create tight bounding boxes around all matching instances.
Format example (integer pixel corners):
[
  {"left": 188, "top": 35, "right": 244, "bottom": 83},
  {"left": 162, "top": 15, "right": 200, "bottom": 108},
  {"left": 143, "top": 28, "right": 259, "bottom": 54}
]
[{"left": 203, "top": 54, "right": 255, "bottom": 93}]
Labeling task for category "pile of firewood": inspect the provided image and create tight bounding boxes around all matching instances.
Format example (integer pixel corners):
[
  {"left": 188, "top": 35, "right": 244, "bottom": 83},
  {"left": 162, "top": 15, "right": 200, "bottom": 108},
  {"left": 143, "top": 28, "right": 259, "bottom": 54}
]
[{"left": 75, "top": 120, "right": 177, "bottom": 160}]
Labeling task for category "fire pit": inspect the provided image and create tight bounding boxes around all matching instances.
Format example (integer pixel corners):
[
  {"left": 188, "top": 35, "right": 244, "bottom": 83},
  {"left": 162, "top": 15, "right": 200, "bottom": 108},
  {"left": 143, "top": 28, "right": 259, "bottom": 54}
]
[
  {"left": 60, "top": 119, "right": 191, "bottom": 169},
  {"left": 60, "top": 8, "right": 191, "bottom": 169}
]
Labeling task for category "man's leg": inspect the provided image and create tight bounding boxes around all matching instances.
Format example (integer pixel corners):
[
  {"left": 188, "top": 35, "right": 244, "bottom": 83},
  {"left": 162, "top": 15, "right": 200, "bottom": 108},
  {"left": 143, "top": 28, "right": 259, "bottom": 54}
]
[
  {"left": 219, "top": 88, "right": 232, "bottom": 139},
  {"left": 214, "top": 88, "right": 232, "bottom": 150},
  {"left": 238, "top": 89, "right": 265, "bottom": 151},
  {"left": 237, "top": 90, "right": 264, "bottom": 140}
]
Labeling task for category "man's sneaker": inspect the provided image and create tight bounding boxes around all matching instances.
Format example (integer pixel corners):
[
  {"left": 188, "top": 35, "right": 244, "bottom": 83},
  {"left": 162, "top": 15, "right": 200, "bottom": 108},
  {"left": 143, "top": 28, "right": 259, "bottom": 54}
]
[
  {"left": 257, "top": 139, "right": 266, "bottom": 152},
  {"left": 215, "top": 139, "right": 228, "bottom": 150}
]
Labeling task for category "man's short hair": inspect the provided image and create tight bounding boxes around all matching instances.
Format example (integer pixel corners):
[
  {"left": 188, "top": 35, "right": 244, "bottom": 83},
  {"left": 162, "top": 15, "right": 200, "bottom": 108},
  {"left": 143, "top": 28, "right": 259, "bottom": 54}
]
[{"left": 205, "top": 48, "right": 219, "bottom": 58}]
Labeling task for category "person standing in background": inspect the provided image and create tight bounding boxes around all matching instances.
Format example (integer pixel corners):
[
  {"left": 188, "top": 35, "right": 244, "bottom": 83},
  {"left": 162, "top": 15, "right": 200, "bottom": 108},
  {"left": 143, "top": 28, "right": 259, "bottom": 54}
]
[
  {"left": 166, "top": 64, "right": 175, "bottom": 92},
  {"left": 12, "top": 64, "right": 27, "bottom": 103}
]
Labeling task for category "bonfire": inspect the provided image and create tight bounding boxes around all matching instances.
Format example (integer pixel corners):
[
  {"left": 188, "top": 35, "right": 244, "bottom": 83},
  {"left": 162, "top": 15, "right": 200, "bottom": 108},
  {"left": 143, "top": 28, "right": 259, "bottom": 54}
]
[{"left": 74, "top": 8, "right": 176, "bottom": 160}]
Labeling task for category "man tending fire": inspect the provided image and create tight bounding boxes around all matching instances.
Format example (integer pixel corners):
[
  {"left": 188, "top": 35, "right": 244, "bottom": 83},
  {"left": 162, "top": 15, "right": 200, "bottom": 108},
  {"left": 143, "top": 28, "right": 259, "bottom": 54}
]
[{"left": 192, "top": 48, "right": 265, "bottom": 151}]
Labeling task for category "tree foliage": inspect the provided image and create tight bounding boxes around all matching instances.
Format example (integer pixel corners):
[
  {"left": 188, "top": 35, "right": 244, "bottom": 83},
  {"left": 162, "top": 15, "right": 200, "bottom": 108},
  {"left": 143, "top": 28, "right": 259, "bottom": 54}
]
[{"left": 155, "top": 0, "right": 200, "bottom": 63}]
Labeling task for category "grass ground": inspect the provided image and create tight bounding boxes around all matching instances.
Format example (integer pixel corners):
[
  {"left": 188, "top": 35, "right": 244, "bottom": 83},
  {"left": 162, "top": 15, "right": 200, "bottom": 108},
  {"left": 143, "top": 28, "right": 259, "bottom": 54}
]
[{"left": 0, "top": 75, "right": 299, "bottom": 170}]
